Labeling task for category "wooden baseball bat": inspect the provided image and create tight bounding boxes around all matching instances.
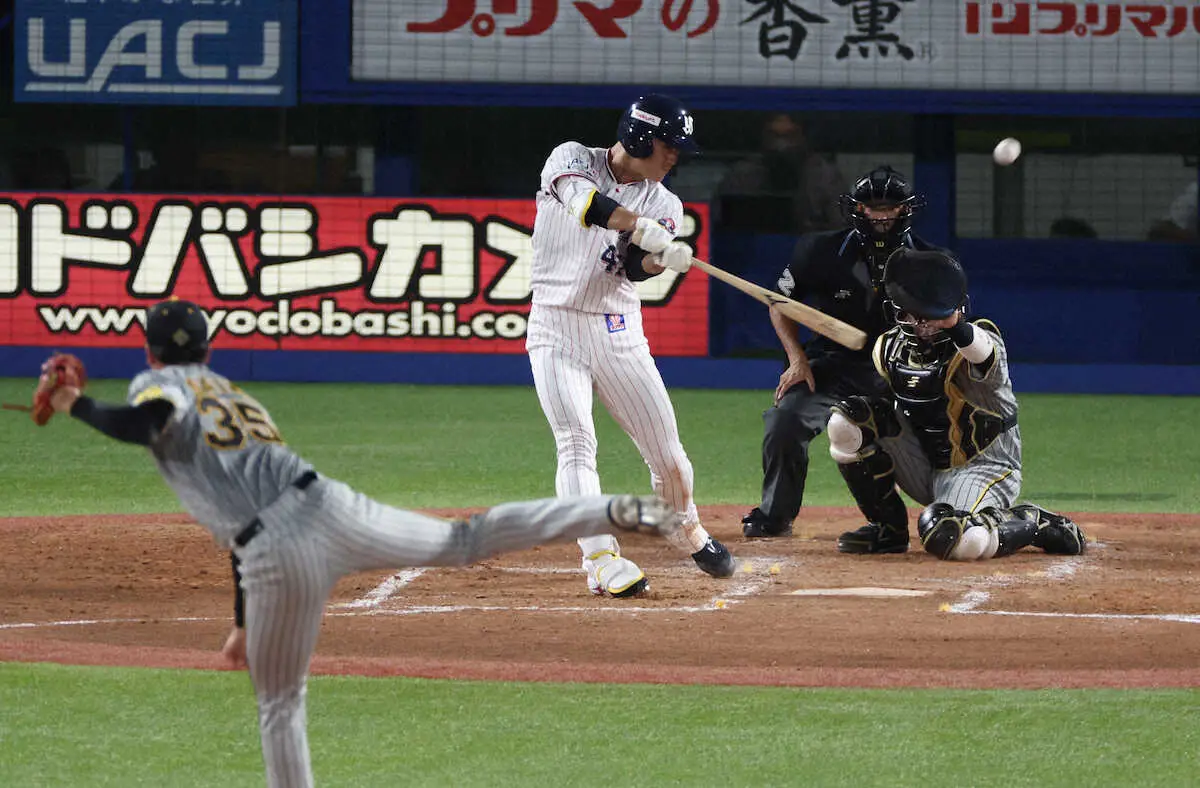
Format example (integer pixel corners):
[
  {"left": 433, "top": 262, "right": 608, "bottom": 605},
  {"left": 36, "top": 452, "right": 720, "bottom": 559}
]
[{"left": 688, "top": 257, "right": 868, "bottom": 351}]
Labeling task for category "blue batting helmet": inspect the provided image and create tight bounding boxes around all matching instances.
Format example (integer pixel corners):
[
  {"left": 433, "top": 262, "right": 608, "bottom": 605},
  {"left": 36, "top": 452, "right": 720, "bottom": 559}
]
[{"left": 617, "top": 94, "right": 699, "bottom": 159}]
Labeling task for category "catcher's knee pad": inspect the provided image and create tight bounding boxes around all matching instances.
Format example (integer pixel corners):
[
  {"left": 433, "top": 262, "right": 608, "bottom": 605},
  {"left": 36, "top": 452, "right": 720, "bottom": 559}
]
[
  {"left": 827, "top": 411, "right": 865, "bottom": 463},
  {"left": 918, "top": 503, "right": 975, "bottom": 560},
  {"left": 830, "top": 396, "right": 899, "bottom": 453}
]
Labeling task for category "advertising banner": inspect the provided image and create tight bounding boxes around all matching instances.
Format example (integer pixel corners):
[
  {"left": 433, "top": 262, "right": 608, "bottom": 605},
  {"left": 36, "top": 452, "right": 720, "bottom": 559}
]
[
  {"left": 15, "top": 0, "right": 298, "bottom": 105},
  {"left": 0, "top": 194, "right": 709, "bottom": 356},
  {"left": 352, "top": 0, "right": 1200, "bottom": 95}
]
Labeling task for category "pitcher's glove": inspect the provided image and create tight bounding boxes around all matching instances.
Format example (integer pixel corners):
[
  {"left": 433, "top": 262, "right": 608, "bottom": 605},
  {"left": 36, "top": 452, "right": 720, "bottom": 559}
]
[{"left": 32, "top": 353, "right": 87, "bottom": 426}]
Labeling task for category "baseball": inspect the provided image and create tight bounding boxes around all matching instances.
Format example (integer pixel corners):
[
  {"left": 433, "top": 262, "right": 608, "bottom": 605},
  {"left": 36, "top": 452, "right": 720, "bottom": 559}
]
[{"left": 993, "top": 137, "right": 1022, "bottom": 166}]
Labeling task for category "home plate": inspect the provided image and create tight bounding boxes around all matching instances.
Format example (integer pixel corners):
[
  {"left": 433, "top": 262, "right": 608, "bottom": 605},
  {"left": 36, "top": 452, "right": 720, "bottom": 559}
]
[{"left": 789, "top": 587, "right": 933, "bottom": 598}]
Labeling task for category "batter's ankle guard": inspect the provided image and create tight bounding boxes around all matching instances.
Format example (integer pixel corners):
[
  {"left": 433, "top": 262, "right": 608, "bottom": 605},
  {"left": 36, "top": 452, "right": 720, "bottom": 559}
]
[{"left": 838, "top": 449, "right": 907, "bottom": 531}]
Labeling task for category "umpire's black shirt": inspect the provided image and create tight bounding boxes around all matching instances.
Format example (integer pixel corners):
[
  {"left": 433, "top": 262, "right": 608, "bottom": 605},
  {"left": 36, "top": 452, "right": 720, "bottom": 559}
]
[{"left": 774, "top": 228, "right": 943, "bottom": 362}]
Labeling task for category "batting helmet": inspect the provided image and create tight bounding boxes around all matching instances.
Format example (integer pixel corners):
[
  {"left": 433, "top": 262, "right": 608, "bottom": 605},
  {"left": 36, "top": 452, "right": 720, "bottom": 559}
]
[
  {"left": 145, "top": 298, "right": 209, "bottom": 364},
  {"left": 840, "top": 165, "right": 925, "bottom": 242},
  {"left": 617, "top": 94, "right": 699, "bottom": 159},
  {"left": 883, "top": 249, "right": 968, "bottom": 321}
]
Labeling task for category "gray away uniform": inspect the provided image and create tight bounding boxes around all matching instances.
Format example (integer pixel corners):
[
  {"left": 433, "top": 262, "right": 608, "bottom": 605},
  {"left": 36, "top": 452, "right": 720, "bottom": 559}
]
[{"left": 128, "top": 364, "right": 629, "bottom": 788}]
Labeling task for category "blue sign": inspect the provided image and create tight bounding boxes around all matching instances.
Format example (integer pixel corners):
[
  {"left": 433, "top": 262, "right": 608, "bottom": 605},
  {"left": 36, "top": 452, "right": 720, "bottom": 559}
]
[{"left": 14, "top": 0, "right": 297, "bottom": 106}]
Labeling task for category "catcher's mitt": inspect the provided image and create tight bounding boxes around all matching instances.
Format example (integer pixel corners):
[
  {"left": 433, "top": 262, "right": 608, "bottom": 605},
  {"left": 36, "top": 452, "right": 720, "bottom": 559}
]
[{"left": 31, "top": 353, "right": 87, "bottom": 426}]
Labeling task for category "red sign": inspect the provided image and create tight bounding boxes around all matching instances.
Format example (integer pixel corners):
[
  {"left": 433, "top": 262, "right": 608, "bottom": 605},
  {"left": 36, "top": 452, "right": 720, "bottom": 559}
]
[
  {"left": 966, "top": 2, "right": 1200, "bottom": 37},
  {"left": 0, "top": 193, "right": 709, "bottom": 356}
]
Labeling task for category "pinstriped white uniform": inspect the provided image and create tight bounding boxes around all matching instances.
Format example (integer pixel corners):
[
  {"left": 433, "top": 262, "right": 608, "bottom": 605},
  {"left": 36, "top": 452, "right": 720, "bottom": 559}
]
[
  {"left": 527, "top": 142, "right": 704, "bottom": 565},
  {"left": 128, "top": 365, "right": 632, "bottom": 788}
]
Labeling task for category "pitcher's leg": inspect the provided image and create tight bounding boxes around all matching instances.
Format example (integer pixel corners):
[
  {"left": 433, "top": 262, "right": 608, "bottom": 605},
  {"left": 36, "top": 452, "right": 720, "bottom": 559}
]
[{"left": 239, "top": 539, "right": 333, "bottom": 788}]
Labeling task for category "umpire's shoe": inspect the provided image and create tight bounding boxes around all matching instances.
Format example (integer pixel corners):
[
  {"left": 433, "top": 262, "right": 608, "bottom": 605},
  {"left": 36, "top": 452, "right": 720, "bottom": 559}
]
[
  {"left": 608, "top": 495, "right": 683, "bottom": 538},
  {"left": 692, "top": 537, "right": 736, "bottom": 578},
  {"left": 741, "top": 507, "right": 793, "bottom": 539},
  {"left": 837, "top": 522, "right": 910, "bottom": 554}
]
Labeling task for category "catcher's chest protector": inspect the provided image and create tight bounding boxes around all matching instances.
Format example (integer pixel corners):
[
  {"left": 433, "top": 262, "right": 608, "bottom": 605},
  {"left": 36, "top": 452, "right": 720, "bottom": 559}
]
[{"left": 884, "top": 336, "right": 956, "bottom": 468}]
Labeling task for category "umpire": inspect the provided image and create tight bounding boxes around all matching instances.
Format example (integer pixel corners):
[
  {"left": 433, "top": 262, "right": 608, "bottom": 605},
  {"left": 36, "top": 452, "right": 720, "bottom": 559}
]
[{"left": 741, "top": 166, "right": 943, "bottom": 539}]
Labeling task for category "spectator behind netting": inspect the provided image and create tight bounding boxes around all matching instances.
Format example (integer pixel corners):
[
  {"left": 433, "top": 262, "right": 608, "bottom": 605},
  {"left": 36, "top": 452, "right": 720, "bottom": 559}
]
[
  {"left": 1048, "top": 217, "right": 1098, "bottom": 239},
  {"left": 717, "top": 114, "right": 846, "bottom": 235},
  {"left": 1147, "top": 181, "right": 1198, "bottom": 242}
]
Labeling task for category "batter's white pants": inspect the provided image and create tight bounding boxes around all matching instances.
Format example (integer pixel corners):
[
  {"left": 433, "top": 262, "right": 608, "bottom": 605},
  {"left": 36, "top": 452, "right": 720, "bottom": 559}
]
[{"left": 527, "top": 304, "right": 701, "bottom": 559}]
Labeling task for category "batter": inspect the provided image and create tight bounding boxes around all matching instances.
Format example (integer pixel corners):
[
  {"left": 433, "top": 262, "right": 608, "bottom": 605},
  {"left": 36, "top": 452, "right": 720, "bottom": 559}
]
[{"left": 526, "top": 93, "right": 736, "bottom": 596}]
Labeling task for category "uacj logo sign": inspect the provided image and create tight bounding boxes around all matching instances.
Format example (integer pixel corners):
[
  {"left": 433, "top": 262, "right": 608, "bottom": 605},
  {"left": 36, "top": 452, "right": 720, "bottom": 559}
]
[{"left": 15, "top": 0, "right": 297, "bottom": 106}]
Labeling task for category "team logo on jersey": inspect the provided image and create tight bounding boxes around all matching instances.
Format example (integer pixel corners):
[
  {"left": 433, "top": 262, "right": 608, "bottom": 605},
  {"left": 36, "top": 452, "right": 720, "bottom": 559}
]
[
  {"left": 657, "top": 218, "right": 676, "bottom": 234},
  {"left": 834, "top": 289, "right": 853, "bottom": 300},
  {"left": 605, "top": 314, "right": 626, "bottom": 333}
]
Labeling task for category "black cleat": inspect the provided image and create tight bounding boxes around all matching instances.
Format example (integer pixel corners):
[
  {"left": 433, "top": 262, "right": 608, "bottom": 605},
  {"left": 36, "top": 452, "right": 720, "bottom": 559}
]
[
  {"left": 837, "top": 522, "right": 910, "bottom": 554},
  {"left": 741, "top": 508, "right": 793, "bottom": 539},
  {"left": 692, "top": 537, "right": 736, "bottom": 578}
]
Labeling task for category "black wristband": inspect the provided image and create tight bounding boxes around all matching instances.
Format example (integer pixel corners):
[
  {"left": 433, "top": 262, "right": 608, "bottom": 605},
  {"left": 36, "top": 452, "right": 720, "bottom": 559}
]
[
  {"left": 945, "top": 319, "right": 974, "bottom": 348},
  {"left": 584, "top": 192, "right": 620, "bottom": 229}
]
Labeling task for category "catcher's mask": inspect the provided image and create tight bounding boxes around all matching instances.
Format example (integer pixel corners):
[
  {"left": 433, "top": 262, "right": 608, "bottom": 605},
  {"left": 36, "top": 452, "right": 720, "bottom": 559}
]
[
  {"left": 882, "top": 249, "right": 968, "bottom": 345},
  {"left": 840, "top": 166, "right": 926, "bottom": 274},
  {"left": 145, "top": 299, "right": 209, "bottom": 364}
]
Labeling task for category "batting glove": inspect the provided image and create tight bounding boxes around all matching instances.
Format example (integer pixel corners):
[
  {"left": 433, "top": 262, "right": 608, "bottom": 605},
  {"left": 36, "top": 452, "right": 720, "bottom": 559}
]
[
  {"left": 631, "top": 216, "right": 673, "bottom": 254},
  {"left": 659, "top": 241, "right": 693, "bottom": 274}
]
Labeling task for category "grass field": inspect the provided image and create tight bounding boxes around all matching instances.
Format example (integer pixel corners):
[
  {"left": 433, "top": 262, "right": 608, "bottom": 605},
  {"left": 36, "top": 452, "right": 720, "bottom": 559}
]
[{"left": 1, "top": 378, "right": 1198, "bottom": 786}]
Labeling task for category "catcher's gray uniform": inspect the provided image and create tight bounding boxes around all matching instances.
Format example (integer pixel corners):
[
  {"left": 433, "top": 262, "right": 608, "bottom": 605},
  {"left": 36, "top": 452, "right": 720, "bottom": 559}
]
[
  {"left": 870, "top": 318, "right": 1021, "bottom": 511},
  {"left": 126, "top": 364, "right": 659, "bottom": 788}
]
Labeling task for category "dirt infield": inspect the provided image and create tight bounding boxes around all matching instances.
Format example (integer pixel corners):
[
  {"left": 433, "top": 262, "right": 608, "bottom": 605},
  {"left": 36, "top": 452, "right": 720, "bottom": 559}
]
[{"left": 2, "top": 507, "right": 1198, "bottom": 689}]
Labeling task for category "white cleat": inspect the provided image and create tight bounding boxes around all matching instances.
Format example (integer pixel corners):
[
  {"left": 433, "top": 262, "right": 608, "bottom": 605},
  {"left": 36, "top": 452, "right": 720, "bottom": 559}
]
[
  {"left": 583, "top": 550, "right": 648, "bottom": 598},
  {"left": 607, "top": 495, "right": 683, "bottom": 538}
]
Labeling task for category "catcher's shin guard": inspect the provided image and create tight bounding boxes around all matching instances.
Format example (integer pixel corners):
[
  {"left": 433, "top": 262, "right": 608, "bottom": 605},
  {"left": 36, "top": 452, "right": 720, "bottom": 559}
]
[
  {"left": 1010, "top": 504, "right": 1087, "bottom": 555},
  {"left": 836, "top": 448, "right": 909, "bottom": 554},
  {"left": 968, "top": 506, "right": 1037, "bottom": 558}
]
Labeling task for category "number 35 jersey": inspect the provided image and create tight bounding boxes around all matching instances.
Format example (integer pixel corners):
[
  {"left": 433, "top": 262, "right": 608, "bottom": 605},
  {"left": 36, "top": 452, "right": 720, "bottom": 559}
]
[{"left": 128, "top": 364, "right": 313, "bottom": 545}]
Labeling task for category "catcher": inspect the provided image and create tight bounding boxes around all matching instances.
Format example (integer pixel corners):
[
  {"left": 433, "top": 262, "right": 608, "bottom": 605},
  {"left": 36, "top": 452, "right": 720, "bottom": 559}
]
[
  {"left": 29, "top": 299, "right": 684, "bottom": 788},
  {"left": 826, "top": 248, "right": 1087, "bottom": 560}
]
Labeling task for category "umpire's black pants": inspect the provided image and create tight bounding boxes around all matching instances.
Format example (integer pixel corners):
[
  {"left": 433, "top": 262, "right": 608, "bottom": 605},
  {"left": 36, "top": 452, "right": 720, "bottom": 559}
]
[{"left": 756, "top": 356, "right": 887, "bottom": 527}]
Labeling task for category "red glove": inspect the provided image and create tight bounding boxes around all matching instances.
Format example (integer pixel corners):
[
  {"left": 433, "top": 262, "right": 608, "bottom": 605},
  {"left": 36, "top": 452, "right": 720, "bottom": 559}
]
[{"left": 32, "top": 353, "right": 88, "bottom": 426}]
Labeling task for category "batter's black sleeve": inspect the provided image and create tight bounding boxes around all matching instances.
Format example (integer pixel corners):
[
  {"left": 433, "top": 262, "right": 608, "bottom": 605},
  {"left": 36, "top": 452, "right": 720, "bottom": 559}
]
[
  {"left": 623, "top": 246, "right": 655, "bottom": 282},
  {"left": 69, "top": 397, "right": 174, "bottom": 446},
  {"left": 231, "top": 553, "right": 246, "bottom": 628}
]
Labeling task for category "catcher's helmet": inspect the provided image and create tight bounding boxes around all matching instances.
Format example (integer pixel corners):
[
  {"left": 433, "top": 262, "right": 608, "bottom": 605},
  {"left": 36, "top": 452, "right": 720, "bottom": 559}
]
[
  {"left": 883, "top": 248, "right": 968, "bottom": 322},
  {"left": 840, "top": 165, "right": 925, "bottom": 243},
  {"left": 145, "top": 298, "right": 209, "bottom": 364},
  {"left": 617, "top": 94, "right": 699, "bottom": 159}
]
